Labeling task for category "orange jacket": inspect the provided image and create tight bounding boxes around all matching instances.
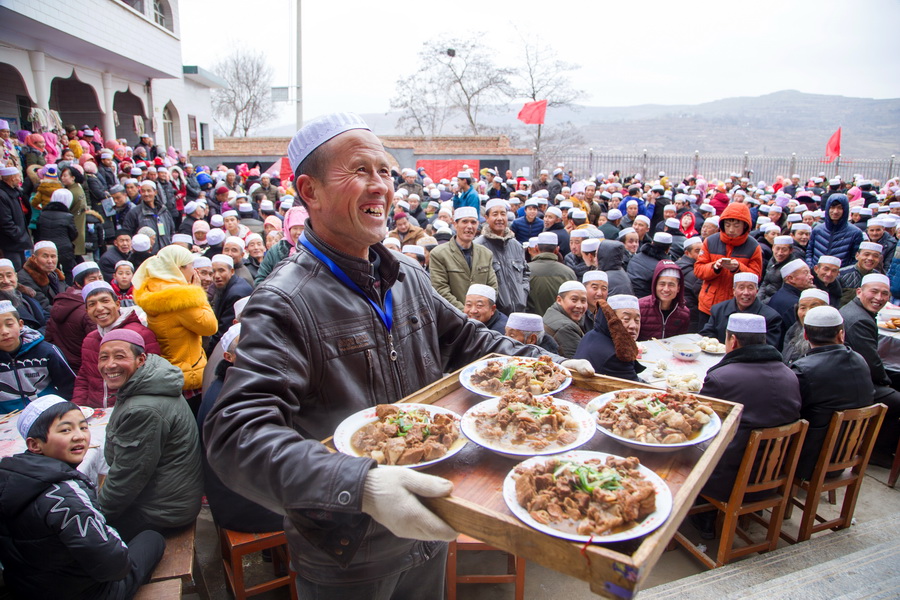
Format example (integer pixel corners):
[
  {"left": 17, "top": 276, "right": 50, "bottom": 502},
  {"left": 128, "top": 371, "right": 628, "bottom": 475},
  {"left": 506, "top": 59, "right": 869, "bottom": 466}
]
[{"left": 693, "top": 203, "right": 763, "bottom": 314}]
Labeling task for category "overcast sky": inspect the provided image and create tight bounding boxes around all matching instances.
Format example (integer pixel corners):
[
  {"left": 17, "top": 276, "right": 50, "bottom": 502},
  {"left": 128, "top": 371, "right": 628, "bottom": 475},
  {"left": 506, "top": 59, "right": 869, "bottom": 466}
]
[{"left": 180, "top": 0, "right": 900, "bottom": 128}]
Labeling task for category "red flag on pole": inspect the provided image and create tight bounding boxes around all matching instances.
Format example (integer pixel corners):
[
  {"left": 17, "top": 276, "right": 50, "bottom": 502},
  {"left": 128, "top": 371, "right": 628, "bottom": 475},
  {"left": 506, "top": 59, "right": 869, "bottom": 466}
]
[
  {"left": 823, "top": 127, "right": 841, "bottom": 163},
  {"left": 517, "top": 100, "right": 548, "bottom": 125}
]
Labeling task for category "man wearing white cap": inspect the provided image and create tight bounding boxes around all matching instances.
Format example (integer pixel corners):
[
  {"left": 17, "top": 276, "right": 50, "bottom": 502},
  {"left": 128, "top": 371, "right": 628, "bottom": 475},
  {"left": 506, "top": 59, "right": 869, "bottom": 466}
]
[
  {"left": 99, "top": 229, "right": 132, "bottom": 282},
  {"left": 703, "top": 268, "right": 785, "bottom": 346},
  {"left": 428, "top": 206, "right": 497, "bottom": 311},
  {"left": 0, "top": 164, "right": 32, "bottom": 270},
  {"left": 839, "top": 273, "right": 900, "bottom": 463},
  {"left": 527, "top": 231, "right": 577, "bottom": 317},
  {"left": 18, "top": 241, "right": 64, "bottom": 310},
  {"left": 510, "top": 198, "right": 544, "bottom": 244},
  {"left": 543, "top": 281, "right": 589, "bottom": 358},
  {"left": 574, "top": 294, "right": 644, "bottom": 380},
  {"left": 582, "top": 270, "right": 609, "bottom": 331},
  {"left": 767, "top": 258, "right": 815, "bottom": 329},
  {"left": 463, "top": 283, "right": 507, "bottom": 334},
  {"left": 812, "top": 255, "right": 842, "bottom": 307},
  {"left": 0, "top": 300, "right": 75, "bottom": 411},
  {"left": 222, "top": 235, "right": 255, "bottom": 288},
  {"left": 694, "top": 312, "right": 802, "bottom": 517},
  {"left": 865, "top": 218, "right": 896, "bottom": 270},
  {"left": 0, "top": 258, "right": 46, "bottom": 331},
  {"left": 475, "top": 198, "right": 530, "bottom": 315},
  {"left": 759, "top": 235, "right": 798, "bottom": 302},
  {"left": 205, "top": 114, "right": 595, "bottom": 595},
  {"left": 543, "top": 205, "right": 571, "bottom": 256},
  {"left": 838, "top": 241, "right": 884, "bottom": 306},
  {"left": 209, "top": 254, "right": 252, "bottom": 354},
  {"left": 451, "top": 170, "right": 479, "bottom": 213},
  {"left": 398, "top": 168, "right": 424, "bottom": 199},
  {"left": 122, "top": 181, "right": 175, "bottom": 251},
  {"left": 627, "top": 231, "right": 674, "bottom": 298},
  {"left": 676, "top": 236, "right": 704, "bottom": 330},
  {"left": 505, "top": 312, "right": 560, "bottom": 354},
  {"left": 45, "top": 261, "right": 104, "bottom": 371}
]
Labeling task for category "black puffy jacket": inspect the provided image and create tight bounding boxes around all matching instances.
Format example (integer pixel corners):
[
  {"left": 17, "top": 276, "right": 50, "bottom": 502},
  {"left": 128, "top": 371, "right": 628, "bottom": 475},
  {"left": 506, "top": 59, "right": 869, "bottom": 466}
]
[
  {"left": 596, "top": 240, "right": 633, "bottom": 296},
  {"left": 0, "top": 452, "right": 131, "bottom": 599},
  {"left": 35, "top": 201, "right": 77, "bottom": 255},
  {"left": 626, "top": 242, "right": 672, "bottom": 298}
]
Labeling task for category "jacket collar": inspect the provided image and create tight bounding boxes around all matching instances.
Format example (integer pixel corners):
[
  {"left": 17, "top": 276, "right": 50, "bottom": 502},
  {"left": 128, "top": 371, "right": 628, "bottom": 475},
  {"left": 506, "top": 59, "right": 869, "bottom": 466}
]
[
  {"left": 708, "top": 343, "right": 783, "bottom": 373},
  {"left": 304, "top": 224, "right": 401, "bottom": 297}
]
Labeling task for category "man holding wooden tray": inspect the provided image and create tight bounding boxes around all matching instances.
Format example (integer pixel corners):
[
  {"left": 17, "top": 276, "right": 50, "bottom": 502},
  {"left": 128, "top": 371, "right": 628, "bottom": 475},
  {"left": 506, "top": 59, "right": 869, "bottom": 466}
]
[{"left": 204, "top": 113, "right": 594, "bottom": 599}]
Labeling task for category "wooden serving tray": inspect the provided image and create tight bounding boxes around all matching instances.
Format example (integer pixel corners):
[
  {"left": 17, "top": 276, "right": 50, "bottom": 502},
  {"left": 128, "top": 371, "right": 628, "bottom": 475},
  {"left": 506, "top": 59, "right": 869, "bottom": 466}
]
[{"left": 330, "top": 355, "right": 742, "bottom": 599}]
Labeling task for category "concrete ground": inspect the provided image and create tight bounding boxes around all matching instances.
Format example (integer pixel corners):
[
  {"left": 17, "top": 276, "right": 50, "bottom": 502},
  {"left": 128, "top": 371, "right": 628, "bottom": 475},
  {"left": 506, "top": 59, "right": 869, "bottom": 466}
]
[{"left": 186, "top": 464, "right": 899, "bottom": 599}]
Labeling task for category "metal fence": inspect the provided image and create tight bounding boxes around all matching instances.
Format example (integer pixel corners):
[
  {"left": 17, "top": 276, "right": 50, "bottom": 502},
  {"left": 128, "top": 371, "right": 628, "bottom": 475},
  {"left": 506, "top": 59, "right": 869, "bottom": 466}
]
[{"left": 537, "top": 152, "right": 898, "bottom": 185}]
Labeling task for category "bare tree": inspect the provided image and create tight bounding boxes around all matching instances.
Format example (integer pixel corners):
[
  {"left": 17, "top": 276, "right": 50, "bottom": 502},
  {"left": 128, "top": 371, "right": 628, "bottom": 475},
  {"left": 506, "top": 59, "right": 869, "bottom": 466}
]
[
  {"left": 211, "top": 48, "right": 277, "bottom": 137},
  {"left": 391, "top": 35, "right": 513, "bottom": 136},
  {"left": 513, "top": 40, "right": 584, "bottom": 160}
]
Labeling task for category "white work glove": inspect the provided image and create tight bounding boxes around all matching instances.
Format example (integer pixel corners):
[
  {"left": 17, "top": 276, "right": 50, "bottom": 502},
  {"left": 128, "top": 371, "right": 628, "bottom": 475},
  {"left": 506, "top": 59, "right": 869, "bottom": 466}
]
[
  {"left": 561, "top": 359, "right": 596, "bottom": 377},
  {"left": 361, "top": 466, "right": 457, "bottom": 542}
]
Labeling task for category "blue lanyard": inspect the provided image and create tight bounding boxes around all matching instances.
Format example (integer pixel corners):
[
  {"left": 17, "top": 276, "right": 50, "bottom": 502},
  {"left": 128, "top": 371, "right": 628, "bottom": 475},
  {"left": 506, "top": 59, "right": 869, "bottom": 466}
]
[{"left": 298, "top": 234, "right": 393, "bottom": 332}]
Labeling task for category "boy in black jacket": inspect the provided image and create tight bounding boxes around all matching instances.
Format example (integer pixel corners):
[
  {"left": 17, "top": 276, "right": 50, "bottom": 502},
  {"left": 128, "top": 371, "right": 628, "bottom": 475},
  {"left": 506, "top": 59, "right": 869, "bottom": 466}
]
[{"left": 0, "top": 396, "right": 165, "bottom": 599}]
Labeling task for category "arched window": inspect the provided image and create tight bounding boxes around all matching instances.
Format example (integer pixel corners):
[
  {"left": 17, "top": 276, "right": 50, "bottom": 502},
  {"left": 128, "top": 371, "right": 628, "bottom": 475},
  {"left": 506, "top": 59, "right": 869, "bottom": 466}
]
[
  {"left": 153, "top": 0, "right": 172, "bottom": 31},
  {"left": 163, "top": 105, "right": 174, "bottom": 150}
]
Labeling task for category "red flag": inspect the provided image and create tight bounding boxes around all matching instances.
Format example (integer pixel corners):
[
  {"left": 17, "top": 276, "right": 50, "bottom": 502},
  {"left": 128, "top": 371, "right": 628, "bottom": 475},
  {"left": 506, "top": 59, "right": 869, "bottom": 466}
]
[
  {"left": 823, "top": 127, "right": 841, "bottom": 163},
  {"left": 517, "top": 100, "right": 548, "bottom": 125}
]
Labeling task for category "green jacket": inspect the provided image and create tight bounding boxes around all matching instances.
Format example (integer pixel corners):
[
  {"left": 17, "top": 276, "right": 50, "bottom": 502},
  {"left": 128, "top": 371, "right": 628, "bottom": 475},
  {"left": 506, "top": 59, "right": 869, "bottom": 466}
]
[
  {"left": 99, "top": 353, "right": 202, "bottom": 529},
  {"left": 542, "top": 301, "right": 586, "bottom": 359},
  {"left": 526, "top": 253, "right": 576, "bottom": 317},
  {"left": 428, "top": 237, "right": 498, "bottom": 311},
  {"left": 254, "top": 239, "right": 291, "bottom": 286}
]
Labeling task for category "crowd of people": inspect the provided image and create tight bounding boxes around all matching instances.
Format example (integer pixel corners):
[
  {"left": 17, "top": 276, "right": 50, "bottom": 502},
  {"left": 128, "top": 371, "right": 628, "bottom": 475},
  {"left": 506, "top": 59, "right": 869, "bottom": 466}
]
[{"left": 0, "top": 113, "right": 898, "bottom": 597}]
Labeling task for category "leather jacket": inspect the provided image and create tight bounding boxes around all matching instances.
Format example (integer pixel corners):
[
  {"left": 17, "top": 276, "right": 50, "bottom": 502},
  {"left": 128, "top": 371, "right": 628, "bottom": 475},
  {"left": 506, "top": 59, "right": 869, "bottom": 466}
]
[{"left": 203, "top": 225, "right": 553, "bottom": 585}]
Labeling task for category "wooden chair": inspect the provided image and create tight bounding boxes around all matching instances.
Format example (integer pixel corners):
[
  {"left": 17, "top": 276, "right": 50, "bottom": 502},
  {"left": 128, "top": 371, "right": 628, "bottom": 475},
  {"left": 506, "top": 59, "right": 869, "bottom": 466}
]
[
  {"left": 218, "top": 528, "right": 297, "bottom": 600},
  {"left": 133, "top": 578, "right": 182, "bottom": 600},
  {"left": 889, "top": 434, "right": 900, "bottom": 489},
  {"left": 781, "top": 404, "right": 886, "bottom": 543},
  {"left": 149, "top": 523, "right": 196, "bottom": 593},
  {"left": 675, "top": 419, "right": 808, "bottom": 569},
  {"left": 446, "top": 534, "right": 526, "bottom": 600}
]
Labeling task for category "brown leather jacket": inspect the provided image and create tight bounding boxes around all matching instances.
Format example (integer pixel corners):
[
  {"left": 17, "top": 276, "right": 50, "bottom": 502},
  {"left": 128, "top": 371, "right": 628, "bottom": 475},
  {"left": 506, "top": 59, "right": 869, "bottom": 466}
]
[{"left": 203, "top": 226, "right": 553, "bottom": 585}]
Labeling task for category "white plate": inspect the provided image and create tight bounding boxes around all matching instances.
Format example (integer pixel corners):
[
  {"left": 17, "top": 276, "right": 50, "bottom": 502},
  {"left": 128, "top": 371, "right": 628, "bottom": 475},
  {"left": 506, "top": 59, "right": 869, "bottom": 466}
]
[
  {"left": 701, "top": 348, "right": 726, "bottom": 355},
  {"left": 460, "top": 397, "right": 595, "bottom": 459},
  {"left": 459, "top": 357, "right": 572, "bottom": 398},
  {"left": 586, "top": 389, "right": 721, "bottom": 453},
  {"left": 333, "top": 403, "right": 466, "bottom": 469},
  {"left": 80, "top": 406, "right": 95, "bottom": 420},
  {"left": 503, "top": 450, "right": 673, "bottom": 543}
]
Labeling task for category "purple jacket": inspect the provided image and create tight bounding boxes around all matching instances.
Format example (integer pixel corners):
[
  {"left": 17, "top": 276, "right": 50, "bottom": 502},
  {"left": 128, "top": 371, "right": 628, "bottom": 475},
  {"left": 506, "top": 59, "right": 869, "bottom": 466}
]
[{"left": 637, "top": 260, "right": 690, "bottom": 340}]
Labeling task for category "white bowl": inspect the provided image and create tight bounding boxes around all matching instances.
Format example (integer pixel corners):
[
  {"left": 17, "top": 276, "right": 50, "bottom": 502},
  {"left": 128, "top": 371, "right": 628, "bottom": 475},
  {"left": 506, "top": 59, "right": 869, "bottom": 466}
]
[{"left": 671, "top": 343, "right": 701, "bottom": 361}]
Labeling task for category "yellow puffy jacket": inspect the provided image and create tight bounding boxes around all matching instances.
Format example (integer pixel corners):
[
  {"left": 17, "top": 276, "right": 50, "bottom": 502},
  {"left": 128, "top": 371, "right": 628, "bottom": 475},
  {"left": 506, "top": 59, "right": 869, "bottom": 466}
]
[{"left": 134, "top": 279, "right": 218, "bottom": 390}]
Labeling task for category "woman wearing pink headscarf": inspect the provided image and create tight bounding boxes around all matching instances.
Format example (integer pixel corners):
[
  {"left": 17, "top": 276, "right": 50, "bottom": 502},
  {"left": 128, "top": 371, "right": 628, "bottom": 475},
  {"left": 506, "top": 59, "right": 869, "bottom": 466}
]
[
  {"left": 22, "top": 133, "right": 47, "bottom": 169},
  {"left": 847, "top": 186, "right": 864, "bottom": 208},
  {"left": 42, "top": 131, "right": 61, "bottom": 164},
  {"left": 252, "top": 205, "right": 308, "bottom": 285}
]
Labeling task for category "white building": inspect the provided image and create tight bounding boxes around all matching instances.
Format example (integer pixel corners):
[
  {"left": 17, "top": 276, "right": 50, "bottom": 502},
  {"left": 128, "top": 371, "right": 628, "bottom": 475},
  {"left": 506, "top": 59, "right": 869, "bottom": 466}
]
[{"left": 0, "top": 0, "right": 223, "bottom": 152}]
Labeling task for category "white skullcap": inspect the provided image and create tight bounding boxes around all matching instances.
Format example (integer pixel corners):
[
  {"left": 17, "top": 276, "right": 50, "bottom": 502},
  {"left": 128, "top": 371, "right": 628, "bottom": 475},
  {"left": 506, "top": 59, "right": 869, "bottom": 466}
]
[
  {"left": 212, "top": 254, "right": 234, "bottom": 268},
  {"left": 607, "top": 294, "right": 639, "bottom": 311},
  {"left": 607, "top": 209, "right": 623, "bottom": 220},
  {"left": 762, "top": 223, "right": 781, "bottom": 233},
  {"left": 774, "top": 235, "right": 794, "bottom": 246},
  {"left": 829, "top": 178, "right": 841, "bottom": 186},
  {"left": 891, "top": 202, "right": 900, "bottom": 209},
  {"left": 570, "top": 229, "right": 589, "bottom": 239},
  {"left": 583, "top": 270, "right": 608, "bottom": 283},
  {"left": 850, "top": 206, "right": 862, "bottom": 214},
  {"left": 804, "top": 305, "right": 843, "bottom": 327},
  {"left": 699, "top": 203, "right": 715, "bottom": 212},
  {"left": 507, "top": 312, "right": 543, "bottom": 332},
  {"left": 288, "top": 112, "right": 370, "bottom": 172},
  {"left": 51, "top": 188, "right": 73, "bottom": 209},
  {"left": 221, "top": 323, "right": 241, "bottom": 354},
  {"left": 800, "top": 288, "right": 830, "bottom": 304},
  {"left": 683, "top": 236, "right": 702, "bottom": 249},
  {"left": 625, "top": 200, "right": 638, "bottom": 207},
  {"left": 383, "top": 237, "right": 401, "bottom": 248},
  {"left": 456, "top": 170, "right": 471, "bottom": 180},
  {"left": 861, "top": 273, "right": 890, "bottom": 288},
  {"left": 184, "top": 201, "right": 199, "bottom": 215},
  {"left": 466, "top": 284, "right": 496, "bottom": 302},
  {"left": 224, "top": 236, "right": 246, "bottom": 250},
  {"left": 396, "top": 200, "right": 410, "bottom": 210},
  {"left": 727, "top": 313, "right": 766, "bottom": 334},
  {"left": 222, "top": 210, "right": 239, "bottom": 219},
  {"left": 781, "top": 259, "right": 809, "bottom": 278},
  {"left": 72, "top": 261, "right": 100, "bottom": 278},
  {"left": 131, "top": 234, "right": 151, "bottom": 252},
  {"left": 859, "top": 241, "right": 883, "bottom": 253},
  {"left": 193, "top": 256, "right": 212, "bottom": 268},
  {"left": 17, "top": 395, "right": 70, "bottom": 439},
  {"left": 433, "top": 220, "right": 450, "bottom": 231},
  {"left": 560, "top": 200, "right": 574, "bottom": 209},
  {"left": 0, "top": 300, "right": 14, "bottom": 314},
  {"left": 429, "top": 189, "right": 441, "bottom": 200},
  {"left": 618, "top": 227, "right": 636, "bottom": 239},
  {"left": 280, "top": 200, "right": 293, "bottom": 211},
  {"left": 485, "top": 199, "right": 508, "bottom": 213},
  {"left": 524, "top": 198, "right": 539, "bottom": 207},
  {"left": 634, "top": 215, "right": 651, "bottom": 226},
  {"left": 791, "top": 223, "right": 811, "bottom": 232},
  {"left": 245, "top": 233, "right": 263, "bottom": 246},
  {"left": 545, "top": 206, "right": 562, "bottom": 219},
  {"left": 233, "top": 297, "right": 250, "bottom": 320},
  {"left": 34, "top": 241, "right": 57, "bottom": 252},
  {"left": 817, "top": 255, "right": 841, "bottom": 266},
  {"left": 581, "top": 238, "right": 601, "bottom": 253},
  {"left": 571, "top": 209, "right": 588, "bottom": 220},
  {"left": 0, "top": 166, "right": 18, "bottom": 176},
  {"left": 757, "top": 217, "right": 772, "bottom": 226},
  {"left": 80, "top": 280, "right": 114, "bottom": 302},
  {"left": 259, "top": 199, "right": 275, "bottom": 211},
  {"left": 238, "top": 203, "right": 252, "bottom": 213},
  {"left": 537, "top": 232, "right": 559, "bottom": 245},
  {"left": 653, "top": 232, "right": 673, "bottom": 244},
  {"left": 860, "top": 208, "right": 873, "bottom": 216},
  {"left": 206, "top": 228, "right": 226, "bottom": 246},
  {"left": 558, "top": 281, "right": 586, "bottom": 295},
  {"left": 733, "top": 272, "right": 759, "bottom": 285},
  {"left": 787, "top": 214, "right": 802, "bottom": 223},
  {"left": 172, "top": 233, "right": 193, "bottom": 245},
  {"left": 210, "top": 214, "right": 225, "bottom": 227},
  {"left": 663, "top": 204, "right": 676, "bottom": 213},
  {"left": 0, "top": 259, "right": 13, "bottom": 270},
  {"left": 706, "top": 216, "right": 721, "bottom": 227},
  {"left": 868, "top": 217, "right": 888, "bottom": 227},
  {"left": 454, "top": 206, "right": 478, "bottom": 221},
  {"left": 402, "top": 244, "right": 425, "bottom": 257}
]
